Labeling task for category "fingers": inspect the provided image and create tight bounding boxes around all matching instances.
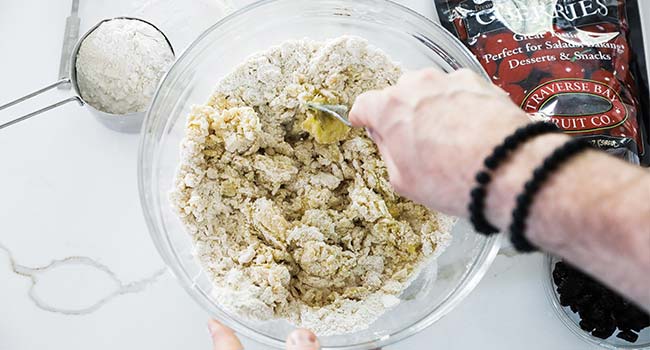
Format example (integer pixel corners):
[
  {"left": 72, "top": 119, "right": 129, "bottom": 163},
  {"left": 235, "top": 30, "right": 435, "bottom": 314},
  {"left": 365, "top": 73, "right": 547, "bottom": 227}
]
[
  {"left": 397, "top": 67, "right": 444, "bottom": 86},
  {"left": 349, "top": 89, "right": 384, "bottom": 128},
  {"left": 401, "top": 68, "right": 504, "bottom": 98},
  {"left": 350, "top": 89, "right": 409, "bottom": 135},
  {"left": 208, "top": 319, "right": 243, "bottom": 350},
  {"left": 448, "top": 69, "right": 508, "bottom": 97},
  {"left": 350, "top": 68, "right": 445, "bottom": 129},
  {"left": 286, "top": 329, "right": 320, "bottom": 350},
  {"left": 350, "top": 68, "right": 498, "bottom": 130},
  {"left": 207, "top": 321, "right": 321, "bottom": 350},
  {"left": 377, "top": 143, "right": 407, "bottom": 195}
]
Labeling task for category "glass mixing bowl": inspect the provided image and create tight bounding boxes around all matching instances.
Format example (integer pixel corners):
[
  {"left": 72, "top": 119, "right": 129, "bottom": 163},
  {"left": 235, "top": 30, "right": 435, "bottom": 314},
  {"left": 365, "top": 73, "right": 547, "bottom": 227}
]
[{"left": 138, "top": 0, "right": 500, "bottom": 348}]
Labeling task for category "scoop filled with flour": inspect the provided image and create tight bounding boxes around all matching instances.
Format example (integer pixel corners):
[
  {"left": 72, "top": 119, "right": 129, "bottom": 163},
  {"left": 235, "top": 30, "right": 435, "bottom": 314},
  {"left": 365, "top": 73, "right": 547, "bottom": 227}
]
[
  {"left": 170, "top": 36, "right": 453, "bottom": 335},
  {"left": 76, "top": 18, "right": 174, "bottom": 115}
]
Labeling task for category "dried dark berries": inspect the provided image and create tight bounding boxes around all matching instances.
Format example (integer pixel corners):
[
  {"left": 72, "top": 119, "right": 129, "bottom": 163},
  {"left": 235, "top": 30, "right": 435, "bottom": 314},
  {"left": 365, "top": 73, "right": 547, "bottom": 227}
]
[
  {"left": 552, "top": 261, "right": 650, "bottom": 343},
  {"left": 617, "top": 330, "right": 639, "bottom": 343}
]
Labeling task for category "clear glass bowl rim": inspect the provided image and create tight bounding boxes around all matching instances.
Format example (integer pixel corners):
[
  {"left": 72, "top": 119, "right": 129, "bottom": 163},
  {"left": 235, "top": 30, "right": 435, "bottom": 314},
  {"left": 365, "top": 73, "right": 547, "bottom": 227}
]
[{"left": 138, "top": 0, "right": 501, "bottom": 348}]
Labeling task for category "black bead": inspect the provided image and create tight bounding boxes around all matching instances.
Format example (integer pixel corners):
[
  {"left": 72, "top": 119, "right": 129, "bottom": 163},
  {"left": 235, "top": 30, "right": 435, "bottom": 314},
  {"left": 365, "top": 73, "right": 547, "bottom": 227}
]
[
  {"left": 467, "top": 202, "right": 478, "bottom": 219},
  {"left": 524, "top": 181, "right": 540, "bottom": 193},
  {"left": 543, "top": 157, "right": 559, "bottom": 170},
  {"left": 503, "top": 135, "right": 518, "bottom": 149},
  {"left": 511, "top": 234, "right": 536, "bottom": 252},
  {"left": 516, "top": 193, "right": 532, "bottom": 208},
  {"left": 509, "top": 219, "right": 524, "bottom": 233},
  {"left": 484, "top": 156, "right": 498, "bottom": 169},
  {"left": 470, "top": 187, "right": 486, "bottom": 199},
  {"left": 512, "top": 204, "right": 529, "bottom": 219},
  {"left": 470, "top": 122, "right": 563, "bottom": 238},
  {"left": 568, "top": 140, "right": 583, "bottom": 151},
  {"left": 493, "top": 145, "right": 507, "bottom": 159},
  {"left": 532, "top": 168, "right": 546, "bottom": 179},
  {"left": 508, "top": 137, "right": 593, "bottom": 253},
  {"left": 513, "top": 128, "right": 526, "bottom": 138},
  {"left": 476, "top": 171, "right": 491, "bottom": 185}
]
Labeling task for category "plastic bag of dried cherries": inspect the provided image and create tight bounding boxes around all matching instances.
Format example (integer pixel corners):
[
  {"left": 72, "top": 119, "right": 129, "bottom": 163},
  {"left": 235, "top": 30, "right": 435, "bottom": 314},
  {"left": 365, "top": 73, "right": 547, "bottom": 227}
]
[{"left": 435, "top": 0, "right": 650, "bottom": 165}]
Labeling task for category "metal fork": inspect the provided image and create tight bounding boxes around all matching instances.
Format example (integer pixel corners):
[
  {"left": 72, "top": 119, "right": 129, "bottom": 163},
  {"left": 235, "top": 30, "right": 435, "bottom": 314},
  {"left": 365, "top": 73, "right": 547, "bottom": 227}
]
[{"left": 305, "top": 102, "right": 352, "bottom": 127}]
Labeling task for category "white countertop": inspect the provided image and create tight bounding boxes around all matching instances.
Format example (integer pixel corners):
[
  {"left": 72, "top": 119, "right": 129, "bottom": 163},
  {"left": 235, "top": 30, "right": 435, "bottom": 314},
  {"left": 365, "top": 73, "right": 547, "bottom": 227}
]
[{"left": 1, "top": 1, "right": 646, "bottom": 349}]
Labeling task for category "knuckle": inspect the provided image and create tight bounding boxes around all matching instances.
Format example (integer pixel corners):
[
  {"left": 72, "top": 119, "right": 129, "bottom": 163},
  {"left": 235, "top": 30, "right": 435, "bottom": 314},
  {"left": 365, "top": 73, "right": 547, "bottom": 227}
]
[
  {"left": 398, "top": 68, "right": 442, "bottom": 85},
  {"left": 413, "top": 94, "right": 446, "bottom": 113},
  {"left": 397, "top": 70, "right": 419, "bottom": 85},
  {"left": 453, "top": 68, "right": 479, "bottom": 81},
  {"left": 419, "top": 67, "right": 441, "bottom": 80},
  {"left": 445, "top": 90, "right": 472, "bottom": 104},
  {"left": 383, "top": 88, "right": 405, "bottom": 107},
  {"left": 356, "top": 90, "right": 379, "bottom": 105}
]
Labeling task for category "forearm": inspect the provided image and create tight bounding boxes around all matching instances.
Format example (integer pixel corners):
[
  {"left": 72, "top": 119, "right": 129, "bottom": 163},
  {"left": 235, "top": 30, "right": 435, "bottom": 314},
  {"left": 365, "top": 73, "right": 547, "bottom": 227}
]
[
  {"left": 349, "top": 68, "right": 650, "bottom": 308},
  {"left": 486, "top": 134, "right": 650, "bottom": 310}
]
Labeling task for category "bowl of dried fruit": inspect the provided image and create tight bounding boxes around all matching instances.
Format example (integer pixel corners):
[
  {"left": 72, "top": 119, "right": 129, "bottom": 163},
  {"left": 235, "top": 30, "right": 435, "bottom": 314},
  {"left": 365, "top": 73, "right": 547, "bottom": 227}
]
[{"left": 544, "top": 255, "right": 650, "bottom": 349}]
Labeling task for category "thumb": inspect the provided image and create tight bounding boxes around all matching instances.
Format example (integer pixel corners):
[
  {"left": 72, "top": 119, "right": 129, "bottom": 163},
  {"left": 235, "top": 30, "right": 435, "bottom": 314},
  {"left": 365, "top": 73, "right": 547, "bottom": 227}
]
[
  {"left": 208, "top": 319, "right": 243, "bottom": 350},
  {"left": 349, "top": 89, "right": 384, "bottom": 129},
  {"left": 286, "top": 329, "right": 320, "bottom": 350}
]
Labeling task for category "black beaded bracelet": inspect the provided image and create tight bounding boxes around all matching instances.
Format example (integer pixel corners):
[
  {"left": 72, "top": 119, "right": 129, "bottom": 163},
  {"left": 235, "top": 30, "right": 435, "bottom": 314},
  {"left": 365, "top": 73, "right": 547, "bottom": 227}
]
[
  {"left": 509, "top": 138, "right": 593, "bottom": 252},
  {"left": 469, "top": 122, "right": 560, "bottom": 235}
]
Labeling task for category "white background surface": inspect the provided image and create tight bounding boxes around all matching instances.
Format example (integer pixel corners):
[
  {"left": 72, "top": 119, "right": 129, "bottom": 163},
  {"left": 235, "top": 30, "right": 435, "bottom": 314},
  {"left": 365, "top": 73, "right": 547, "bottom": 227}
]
[{"left": 0, "top": 1, "right": 647, "bottom": 349}]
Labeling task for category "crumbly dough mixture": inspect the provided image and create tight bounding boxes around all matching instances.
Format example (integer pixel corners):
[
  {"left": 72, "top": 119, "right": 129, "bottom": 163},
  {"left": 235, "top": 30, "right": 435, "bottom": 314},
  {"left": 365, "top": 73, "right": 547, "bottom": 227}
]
[{"left": 170, "top": 36, "right": 453, "bottom": 335}]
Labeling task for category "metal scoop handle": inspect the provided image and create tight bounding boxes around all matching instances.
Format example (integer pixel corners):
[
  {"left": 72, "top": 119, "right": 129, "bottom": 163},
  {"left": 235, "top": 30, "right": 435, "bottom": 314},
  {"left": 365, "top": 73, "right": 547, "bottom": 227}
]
[{"left": 0, "top": 78, "right": 83, "bottom": 130}]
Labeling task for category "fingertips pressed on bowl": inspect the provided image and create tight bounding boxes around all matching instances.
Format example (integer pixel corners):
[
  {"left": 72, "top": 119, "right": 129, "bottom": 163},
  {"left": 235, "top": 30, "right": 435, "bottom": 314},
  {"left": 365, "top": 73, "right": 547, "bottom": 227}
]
[
  {"left": 287, "top": 329, "right": 320, "bottom": 350},
  {"left": 208, "top": 320, "right": 243, "bottom": 350},
  {"left": 349, "top": 90, "right": 384, "bottom": 127}
]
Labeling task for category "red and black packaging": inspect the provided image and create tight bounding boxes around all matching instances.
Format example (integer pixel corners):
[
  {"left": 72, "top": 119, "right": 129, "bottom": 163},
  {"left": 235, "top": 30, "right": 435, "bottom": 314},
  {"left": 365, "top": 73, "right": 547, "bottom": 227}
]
[{"left": 435, "top": 0, "right": 650, "bottom": 165}]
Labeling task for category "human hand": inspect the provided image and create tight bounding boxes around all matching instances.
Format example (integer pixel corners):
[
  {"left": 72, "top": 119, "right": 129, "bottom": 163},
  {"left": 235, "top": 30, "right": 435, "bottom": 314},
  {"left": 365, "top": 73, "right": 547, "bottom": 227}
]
[
  {"left": 350, "top": 68, "right": 650, "bottom": 311},
  {"left": 349, "top": 68, "right": 565, "bottom": 224},
  {"left": 208, "top": 319, "right": 320, "bottom": 350}
]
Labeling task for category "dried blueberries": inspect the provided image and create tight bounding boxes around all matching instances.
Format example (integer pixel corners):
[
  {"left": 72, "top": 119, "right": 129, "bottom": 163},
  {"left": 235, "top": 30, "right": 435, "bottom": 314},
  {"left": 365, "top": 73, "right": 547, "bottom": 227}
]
[
  {"left": 553, "top": 261, "right": 650, "bottom": 343},
  {"left": 617, "top": 330, "right": 639, "bottom": 343}
]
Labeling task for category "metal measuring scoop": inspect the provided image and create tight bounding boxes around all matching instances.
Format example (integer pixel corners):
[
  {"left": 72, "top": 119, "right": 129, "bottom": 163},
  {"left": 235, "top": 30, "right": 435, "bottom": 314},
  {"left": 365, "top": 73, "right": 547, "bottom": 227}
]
[
  {"left": 305, "top": 102, "right": 352, "bottom": 127},
  {"left": 0, "top": 17, "right": 174, "bottom": 133}
]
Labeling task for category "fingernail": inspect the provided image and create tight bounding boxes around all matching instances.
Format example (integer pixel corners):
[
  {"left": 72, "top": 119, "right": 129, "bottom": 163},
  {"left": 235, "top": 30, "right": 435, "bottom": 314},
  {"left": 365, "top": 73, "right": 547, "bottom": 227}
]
[
  {"left": 207, "top": 320, "right": 220, "bottom": 336},
  {"left": 288, "top": 330, "right": 317, "bottom": 346}
]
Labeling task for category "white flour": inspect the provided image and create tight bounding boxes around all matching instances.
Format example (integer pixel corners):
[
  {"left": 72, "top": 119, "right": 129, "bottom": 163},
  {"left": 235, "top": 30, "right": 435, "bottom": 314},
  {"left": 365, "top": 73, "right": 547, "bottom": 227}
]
[
  {"left": 171, "top": 36, "right": 453, "bottom": 335},
  {"left": 75, "top": 19, "right": 174, "bottom": 115}
]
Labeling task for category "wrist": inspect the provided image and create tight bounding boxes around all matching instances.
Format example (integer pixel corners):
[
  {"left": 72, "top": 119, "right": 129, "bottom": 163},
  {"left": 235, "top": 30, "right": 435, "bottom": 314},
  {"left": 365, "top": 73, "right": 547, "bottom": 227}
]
[{"left": 483, "top": 133, "right": 569, "bottom": 231}]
